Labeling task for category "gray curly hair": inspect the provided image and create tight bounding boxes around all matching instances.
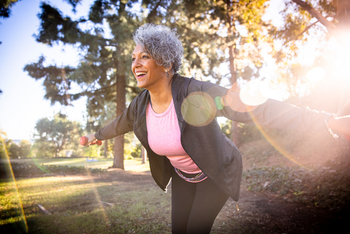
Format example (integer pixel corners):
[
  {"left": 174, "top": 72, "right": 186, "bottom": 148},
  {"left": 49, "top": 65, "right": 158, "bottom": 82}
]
[{"left": 133, "top": 24, "right": 184, "bottom": 73}]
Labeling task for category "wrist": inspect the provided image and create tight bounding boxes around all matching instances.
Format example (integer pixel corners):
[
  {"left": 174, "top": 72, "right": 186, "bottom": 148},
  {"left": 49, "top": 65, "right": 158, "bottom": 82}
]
[{"left": 87, "top": 133, "right": 97, "bottom": 143}]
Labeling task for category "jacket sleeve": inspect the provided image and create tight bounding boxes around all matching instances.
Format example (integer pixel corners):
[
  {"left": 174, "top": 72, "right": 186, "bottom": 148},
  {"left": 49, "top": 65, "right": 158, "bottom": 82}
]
[
  {"left": 94, "top": 98, "right": 136, "bottom": 140},
  {"left": 247, "top": 99, "right": 333, "bottom": 132},
  {"left": 189, "top": 79, "right": 333, "bottom": 133}
]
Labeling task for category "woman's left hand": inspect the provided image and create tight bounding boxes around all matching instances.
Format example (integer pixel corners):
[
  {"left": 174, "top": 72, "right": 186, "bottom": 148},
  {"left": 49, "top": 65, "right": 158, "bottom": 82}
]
[
  {"left": 328, "top": 116, "right": 350, "bottom": 140},
  {"left": 225, "top": 82, "right": 258, "bottom": 112}
]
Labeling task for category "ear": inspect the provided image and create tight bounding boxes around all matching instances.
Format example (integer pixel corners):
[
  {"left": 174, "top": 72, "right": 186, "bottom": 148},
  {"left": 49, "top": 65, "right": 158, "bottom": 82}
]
[{"left": 164, "top": 63, "right": 173, "bottom": 72}]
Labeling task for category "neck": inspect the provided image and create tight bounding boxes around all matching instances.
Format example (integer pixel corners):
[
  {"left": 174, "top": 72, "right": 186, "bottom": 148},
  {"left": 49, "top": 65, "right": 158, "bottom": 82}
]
[{"left": 149, "top": 73, "right": 174, "bottom": 113}]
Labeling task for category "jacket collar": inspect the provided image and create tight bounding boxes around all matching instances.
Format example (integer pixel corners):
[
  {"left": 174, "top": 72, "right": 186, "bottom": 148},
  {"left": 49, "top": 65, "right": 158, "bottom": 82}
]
[
  {"left": 137, "top": 74, "right": 190, "bottom": 130},
  {"left": 171, "top": 74, "right": 184, "bottom": 124}
]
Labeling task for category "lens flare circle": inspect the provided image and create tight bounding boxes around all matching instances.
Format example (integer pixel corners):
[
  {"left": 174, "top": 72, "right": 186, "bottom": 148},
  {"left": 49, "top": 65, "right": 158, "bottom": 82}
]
[{"left": 181, "top": 92, "right": 217, "bottom": 127}]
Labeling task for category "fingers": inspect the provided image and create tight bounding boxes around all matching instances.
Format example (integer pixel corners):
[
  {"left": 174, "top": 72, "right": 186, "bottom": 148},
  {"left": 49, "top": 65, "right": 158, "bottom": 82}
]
[
  {"left": 328, "top": 116, "right": 350, "bottom": 140},
  {"left": 80, "top": 134, "right": 102, "bottom": 146}
]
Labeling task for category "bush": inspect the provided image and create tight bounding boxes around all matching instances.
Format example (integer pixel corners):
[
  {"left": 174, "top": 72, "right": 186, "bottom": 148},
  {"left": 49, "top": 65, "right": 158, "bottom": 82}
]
[{"left": 0, "top": 162, "right": 107, "bottom": 178}]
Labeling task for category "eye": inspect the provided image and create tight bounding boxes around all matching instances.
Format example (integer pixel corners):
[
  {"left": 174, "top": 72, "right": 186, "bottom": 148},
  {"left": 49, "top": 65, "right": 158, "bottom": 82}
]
[
  {"left": 142, "top": 55, "right": 149, "bottom": 59},
  {"left": 132, "top": 57, "right": 135, "bottom": 62}
]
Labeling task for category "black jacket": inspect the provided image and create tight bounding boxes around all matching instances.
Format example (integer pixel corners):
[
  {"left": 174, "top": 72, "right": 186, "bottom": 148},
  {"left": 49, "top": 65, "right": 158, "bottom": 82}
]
[{"left": 96, "top": 74, "right": 331, "bottom": 201}]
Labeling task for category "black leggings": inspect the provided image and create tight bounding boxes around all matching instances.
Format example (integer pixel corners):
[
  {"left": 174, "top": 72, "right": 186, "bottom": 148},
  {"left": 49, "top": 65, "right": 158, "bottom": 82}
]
[{"left": 171, "top": 169, "right": 229, "bottom": 234}]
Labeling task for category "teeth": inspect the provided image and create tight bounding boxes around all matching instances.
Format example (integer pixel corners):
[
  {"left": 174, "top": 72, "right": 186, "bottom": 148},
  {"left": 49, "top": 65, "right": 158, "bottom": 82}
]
[{"left": 136, "top": 72, "right": 147, "bottom": 76}]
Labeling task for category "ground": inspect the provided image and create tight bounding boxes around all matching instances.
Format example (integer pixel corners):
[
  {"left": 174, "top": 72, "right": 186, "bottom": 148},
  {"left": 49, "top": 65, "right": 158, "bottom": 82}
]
[
  {"left": 87, "top": 153, "right": 350, "bottom": 234},
  {"left": 89, "top": 134, "right": 350, "bottom": 233},
  {"left": 215, "top": 183, "right": 350, "bottom": 233},
  {"left": 3, "top": 132, "right": 350, "bottom": 233}
]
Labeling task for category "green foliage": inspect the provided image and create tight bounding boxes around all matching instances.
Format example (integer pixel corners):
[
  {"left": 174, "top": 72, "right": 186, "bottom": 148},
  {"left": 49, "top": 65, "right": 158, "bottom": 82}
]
[
  {"left": 24, "top": 0, "right": 147, "bottom": 167},
  {"left": 24, "top": 0, "right": 142, "bottom": 126},
  {"left": 4, "top": 140, "right": 32, "bottom": 159},
  {"left": 24, "top": 56, "right": 76, "bottom": 106},
  {"left": 124, "top": 131, "right": 141, "bottom": 160},
  {"left": 0, "top": 139, "right": 11, "bottom": 159},
  {"left": 0, "top": 136, "right": 32, "bottom": 159},
  {"left": 0, "top": 0, "right": 20, "bottom": 19},
  {"left": 162, "top": 0, "right": 271, "bottom": 85},
  {"left": 83, "top": 144, "right": 100, "bottom": 158},
  {"left": 33, "top": 113, "right": 83, "bottom": 157},
  {"left": 267, "top": 0, "right": 350, "bottom": 99},
  {"left": 8, "top": 143, "right": 20, "bottom": 159}
]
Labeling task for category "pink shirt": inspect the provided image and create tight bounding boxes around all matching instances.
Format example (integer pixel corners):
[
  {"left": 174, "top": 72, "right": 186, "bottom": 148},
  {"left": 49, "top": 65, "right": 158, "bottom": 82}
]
[{"left": 146, "top": 99, "right": 202, "bottom": 174}]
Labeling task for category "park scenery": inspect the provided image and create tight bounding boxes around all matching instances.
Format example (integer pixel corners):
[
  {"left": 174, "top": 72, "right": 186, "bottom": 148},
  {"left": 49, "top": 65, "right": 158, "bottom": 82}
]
[{"left": 1, "top": 0, "right": 350, "bottom": 233}]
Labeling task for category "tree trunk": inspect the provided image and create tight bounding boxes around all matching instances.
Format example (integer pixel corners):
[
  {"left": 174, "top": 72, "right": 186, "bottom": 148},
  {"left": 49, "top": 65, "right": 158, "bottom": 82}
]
[
  {"left": 141, "top": 146, "right": 147, "bottom": 164},
  {"left": 292, "top": 0, "right": 336, "bottom": 31},
  {"left": 113, "top": 136, "right": 124, "bottom": 169},
  {"left": 226, "top": 0, "right": 240, "bottom": 147},
  {"left": 103, "top": 139, "right": 108, "bottom": 157},
  {"left": 336, "top": 0, "right": 350, "bottom": 30},
  {"left": 229, "top": 44, "right": 240, "bottom": 147},
  {"left": 112, "top": 72, "right": 126, "bottom": 169},
  {"left": 292, "top": 0, "right": 350, "bottom": 34}
]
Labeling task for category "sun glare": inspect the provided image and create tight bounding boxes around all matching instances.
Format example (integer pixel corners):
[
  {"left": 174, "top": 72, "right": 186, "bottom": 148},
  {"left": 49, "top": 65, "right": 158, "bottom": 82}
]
[
  {"left": 239, "top": 79, "right": 269, "bottom": 106},
  {"left": 306, "top": 67, "right": 326, "bottom": 82}
]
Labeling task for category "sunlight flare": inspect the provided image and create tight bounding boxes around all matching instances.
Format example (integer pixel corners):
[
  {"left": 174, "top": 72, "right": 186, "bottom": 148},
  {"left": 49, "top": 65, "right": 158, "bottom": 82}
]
[
  {"left": 239, "top": 80, "right": 269, "bottom": 106},
  {"left": 306, "top": 67, "right": 326, "bottom": 82},
  {"left": 84, "top": 163, "right": 111, "bottom": 225},
  {"left": 0, "top": 137, "right": 28, "bottom": 232},
  {"left": 246, "top": 114, "right": 310, "bottom": 170}
]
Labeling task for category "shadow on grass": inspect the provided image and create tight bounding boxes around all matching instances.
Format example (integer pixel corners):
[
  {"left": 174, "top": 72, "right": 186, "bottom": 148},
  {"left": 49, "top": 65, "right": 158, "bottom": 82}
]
[{"left": 0, "top": 221, "right": 28, "bottom": 234}]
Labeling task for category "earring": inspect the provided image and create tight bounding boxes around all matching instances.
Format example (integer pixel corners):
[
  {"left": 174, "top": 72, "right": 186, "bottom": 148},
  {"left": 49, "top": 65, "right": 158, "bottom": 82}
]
[{"left": 165, "top": 69, "right": 169, "bottom": 78}]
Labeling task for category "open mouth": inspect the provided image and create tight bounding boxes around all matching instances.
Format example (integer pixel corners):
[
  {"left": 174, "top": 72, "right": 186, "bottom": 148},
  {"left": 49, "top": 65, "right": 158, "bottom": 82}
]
[{"left": 136, "top": 71, "right": 147, "bottom": 78}]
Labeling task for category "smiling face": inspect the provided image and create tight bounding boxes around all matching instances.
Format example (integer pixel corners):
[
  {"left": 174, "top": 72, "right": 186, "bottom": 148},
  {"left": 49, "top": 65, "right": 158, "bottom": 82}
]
[{"left": 131, "top": 44, "right": 167, "bottom": 90}]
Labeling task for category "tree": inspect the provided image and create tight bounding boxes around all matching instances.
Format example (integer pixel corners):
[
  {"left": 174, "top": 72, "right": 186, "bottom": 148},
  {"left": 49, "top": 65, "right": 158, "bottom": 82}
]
[
  {"left": 7, "top": 140, "right": 32, "bottom": 159},
  {"left": 0, "top": 0, "right": 20, "bottom": 19},
  {"left": 8, "top": 142, "right": 20, "bottom": 158},
  {"left": 158, "top": 0, "right": 271, "bottom": 146},
  {"left": 33, "top": 113, "right": 83, "bottom": 157},
  {"left": 0, "top": 129, "right": 8, "bottom": 159},
  {"left": 24, "top": 0, "right": 145, "bottom": 168},
  {"left": 270, "top": 0, "right": 350, "bottom": 60},
  {"left": 210, "top": 0, "right": 269, "bottom": 146},
  {"left": 268, "top": 0, "right": 350, "bottom": 115},
  {"left": 19, "top": 140, "right": 32, "bottom": 158},
  {"left": 291, "top": 0, "right": 350, "bottom": 34},
  {"left": 25, "top": 0, "right": 274, "bottom": 165},
  {"left": 0, "top": 0, "right": 20, "bottom": 44}
]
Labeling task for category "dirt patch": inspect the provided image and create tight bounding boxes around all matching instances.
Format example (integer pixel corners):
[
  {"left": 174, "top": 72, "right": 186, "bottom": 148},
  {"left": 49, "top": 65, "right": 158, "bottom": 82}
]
[{"left": 214, "top": 186, "right": 350, "bottom": 233}]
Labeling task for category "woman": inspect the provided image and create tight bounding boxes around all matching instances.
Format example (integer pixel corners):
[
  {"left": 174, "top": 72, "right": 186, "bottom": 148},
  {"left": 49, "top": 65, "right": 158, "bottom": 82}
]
[{"left": 83, "top": 24, "right": 349, "bottom": 233}]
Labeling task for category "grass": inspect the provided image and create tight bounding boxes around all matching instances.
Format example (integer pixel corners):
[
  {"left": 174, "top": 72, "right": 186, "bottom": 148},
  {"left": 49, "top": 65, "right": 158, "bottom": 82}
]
[{"left": 0, "top": 161, "right": 170, "bottom": 233}]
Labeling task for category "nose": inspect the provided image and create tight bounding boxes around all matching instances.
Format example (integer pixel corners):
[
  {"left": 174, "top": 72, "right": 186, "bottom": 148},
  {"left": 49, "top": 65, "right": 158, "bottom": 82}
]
[{"left": 132, "top": 57, "right": 141, "bottom": 72}]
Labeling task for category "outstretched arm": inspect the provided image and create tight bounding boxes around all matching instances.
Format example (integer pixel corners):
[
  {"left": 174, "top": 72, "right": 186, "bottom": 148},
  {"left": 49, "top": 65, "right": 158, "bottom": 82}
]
[
  {"left": 80, "top": 97, "right": 136, "bottom": 147},
  {"left": 206, "top": 81, "right": 348, "bottom": 135}
]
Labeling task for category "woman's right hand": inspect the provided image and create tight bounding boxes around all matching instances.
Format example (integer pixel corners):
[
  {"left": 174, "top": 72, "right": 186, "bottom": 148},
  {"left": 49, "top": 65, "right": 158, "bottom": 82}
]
[
  {"left": 80, "top": 133, "right": 99, "bottom": 146},
  {"left": 86, "top": 133, "right": 97, "bottom": 144}
]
